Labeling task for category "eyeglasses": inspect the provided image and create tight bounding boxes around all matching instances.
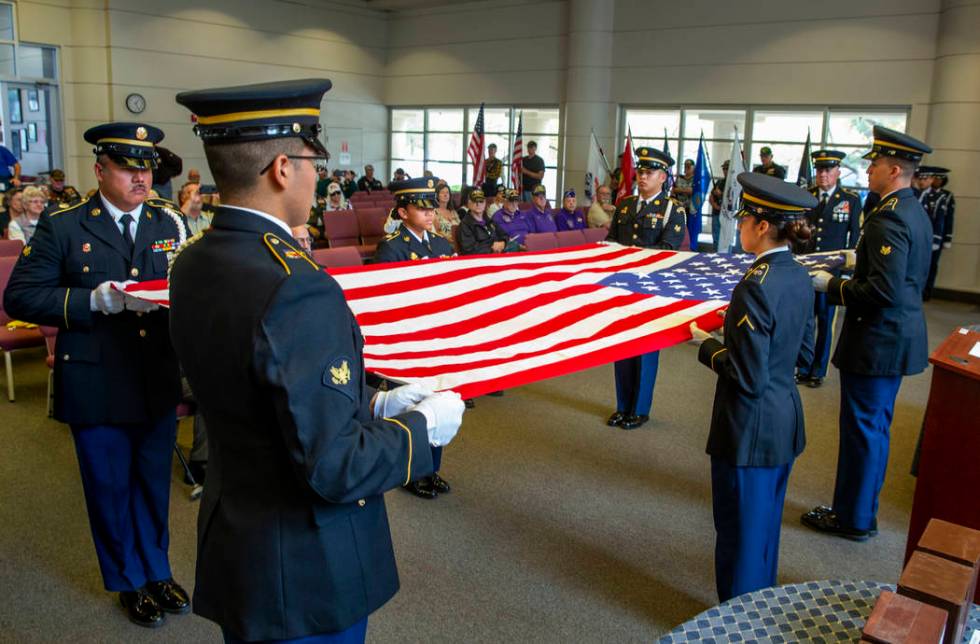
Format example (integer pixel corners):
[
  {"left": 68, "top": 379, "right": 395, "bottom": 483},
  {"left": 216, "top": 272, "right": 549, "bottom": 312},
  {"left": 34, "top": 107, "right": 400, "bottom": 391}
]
[
  {"left": 329, "top": 191, "right": 341, "bottom": 196},
  {"left": 259, "top": 155, "right": 329, "bottom": 176}
]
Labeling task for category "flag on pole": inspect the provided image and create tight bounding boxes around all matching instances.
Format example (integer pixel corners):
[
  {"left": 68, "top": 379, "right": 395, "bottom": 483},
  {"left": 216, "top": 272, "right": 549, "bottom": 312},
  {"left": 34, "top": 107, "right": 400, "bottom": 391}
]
[
  {"left": 585, "top": 130, "right": 612, "bottom": 202},
  {"left": 123, "top": 247, "right": 844, "bottom": 399},
  {"left": 615, "top": 128, "right": 635, "bottom": 205},
  {"left": 510, "top": 112, "right": 523, "bottom": 191},
  {"left": 689, "top": 133, "right": 713, "bottom": 248},
  {"left": 796, "top": 129, "right": 813, "bottom": 189},
  {"left": 662, "top": 128, "right": 674, "bottom": 193},
  {"left": 468, "top": 103, "right": 486, "bottom": 185},
  {"left": 717, "top": 128, "right": 747, "bottom": 253}
]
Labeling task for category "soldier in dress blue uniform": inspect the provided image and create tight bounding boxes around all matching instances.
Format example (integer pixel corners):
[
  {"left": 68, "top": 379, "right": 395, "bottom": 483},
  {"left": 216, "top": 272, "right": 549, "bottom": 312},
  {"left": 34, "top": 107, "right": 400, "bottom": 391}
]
[
  {"left": 169, "top": 79, "right": 465, "bottom": 644},
  {"left": 803, "top": 126, "right": 932, "bottom": 541},
  {"left": 605, "top": 147, "right": 686, "bottom": 430},
  {"left": 795, "top": 150, "right": 863, "bottom": 388},
  {"left": 374, "top": 178, "right": 457, "bottom": 500},
  {"left": 690, "top": 172, "right": 816, "bottom": 602},
  {"left": 922, "top": 167, "right": 955, "bottom": 301},
  {"left": 3, "top": 122, "right": 191, "bottom": 628}
]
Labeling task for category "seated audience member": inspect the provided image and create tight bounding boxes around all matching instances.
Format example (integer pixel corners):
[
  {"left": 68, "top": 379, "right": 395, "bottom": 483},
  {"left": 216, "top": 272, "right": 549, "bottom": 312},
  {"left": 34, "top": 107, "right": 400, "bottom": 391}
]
[
  {"left": 357, "top": 164, "right": 384, "bottom": 192},
  {"left": 492, "top": 188, "right": 532, "bottom": 247},
  {"left": 487, "top": 190, "right": 505, "bottom": 217},
  {"left": 457, "top": 188, "right": 507, "bottom": 255},
  {"left": 525, "top": 185, "right": 557, "bottom": 233},
  {"left": 456, "top": 185, "right": 474, "bottom": 219},
  {"left": 314, "top": 165, "right": 331, "bottom": 198},
  {"left": 483, "top": 144, "right": 503, "bottom": 197},
  {"left": 555, "top": 189, "right": 586, "bottom": 230},
  {"left": 8, "top": 185, "right": 46, "bottom": 244},
  {"left": 389, "top": 167, "right": 409, "bottom": 187},
  {"left": 324, "top": 182, "right": 348, "bottom": 211},
  {"left": 433, "top": 183, "right": 460, "bottom": 239},
  {"left": 291, "top": 224, "right": 313, "bottom": 255},
  {"left": 47, "top": 169, "right": 82, "bottom": 207},
  {"left": 178, "top": 182, "right": 212, "bottom": 237},
  {"left": 588, "top": 184, "right": 615, "bottom": 228}
]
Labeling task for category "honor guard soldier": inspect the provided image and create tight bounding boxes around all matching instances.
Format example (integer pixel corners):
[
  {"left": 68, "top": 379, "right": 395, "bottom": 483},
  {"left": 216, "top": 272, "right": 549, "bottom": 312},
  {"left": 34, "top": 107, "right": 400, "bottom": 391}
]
[
  {"left": 923, "top": 167, "right": 955, "bottom": 300},
  {"left": 803, "top": 126, "right": 932, "bottom": 541},
  {"left": 911, "top": 165, "right": 934, "bottom": 200},
  {"left": 170, "top": 79, "right": 465, "bottom": 644},
  {"left": 795, "top": 150, "right": 862, "bottom": 388},
  {"left": 605, "top": 147, "right": 686, "bottom": 430},
  {"left": 753, "top": 146, "right": 787, "bottom": 180},
  {"left": 47, "top": 168, "right": 82, "bottom": 208},
  {"left": 375, "top": 178, "right": 455, "bottom": 264},
  {"left": 374, "top": 178, "right": 456, "bottom": 500},
  {"left": 3, "top": 122, "right": 191, "bottom": 627},
  {"left": 690, "top": 172, "right": 816, "bottom": 602}
]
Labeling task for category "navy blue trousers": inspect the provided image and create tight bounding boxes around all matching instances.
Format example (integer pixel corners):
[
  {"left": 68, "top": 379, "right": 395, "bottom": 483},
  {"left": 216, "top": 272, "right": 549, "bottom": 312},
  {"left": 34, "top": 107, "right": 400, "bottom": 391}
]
[
  {"left": 832, "top": 371, "right": 902, "bottom": 531},
  {"left": 799, "top": 291, "right": 839, "bottom": 380},
  {"left": 686, "top": 213, "right": 702, "bottom": 251},
  {"left": 613, "top": 351, "right": 660, "bottom": 416},
  {"left": 70, "top": 411, "right": 177, "bottom": 591},
  {"left": 223, "top": 618, "right": 367, "bottom": 644},
  {"left": 431, "top": 445, "right": 442, "bottom": 472},
  {"left": 711, "top": 457, "right": 792, "bottom": 603}
]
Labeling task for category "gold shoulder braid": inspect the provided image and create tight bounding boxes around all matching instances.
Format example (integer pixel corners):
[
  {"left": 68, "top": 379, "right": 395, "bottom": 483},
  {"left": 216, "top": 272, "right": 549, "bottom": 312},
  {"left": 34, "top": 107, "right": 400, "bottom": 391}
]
[{"left": 167, "top": 230, "right": 206, "bottom": 278}]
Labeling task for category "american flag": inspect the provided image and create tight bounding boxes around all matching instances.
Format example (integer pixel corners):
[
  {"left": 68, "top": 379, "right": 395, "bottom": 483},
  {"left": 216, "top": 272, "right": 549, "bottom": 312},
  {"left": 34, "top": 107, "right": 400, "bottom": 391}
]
[
  {"left": 616, "top": 129, "right": 635, "bottom": 205},
  {"left": 510, "top": 112, "right": 523, "bottom": 191},
  {"left": 123, "top": 246, "right": 842, "bottom": 399},
  {"left": 468, "top": 103, "right": 486, "bottom": 185}
]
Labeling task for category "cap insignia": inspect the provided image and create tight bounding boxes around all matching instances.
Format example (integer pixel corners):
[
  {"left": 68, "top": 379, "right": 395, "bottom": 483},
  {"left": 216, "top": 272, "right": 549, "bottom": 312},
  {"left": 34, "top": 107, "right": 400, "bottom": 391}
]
[
  {"left": 880, "top": 245, "right": 892, "bottom": 256},
  {"left": 291, "top": 123, "right": 301, "bottom": 133},
  {"left": 135, "top": 127, "right": 148, "bottom": 141}
]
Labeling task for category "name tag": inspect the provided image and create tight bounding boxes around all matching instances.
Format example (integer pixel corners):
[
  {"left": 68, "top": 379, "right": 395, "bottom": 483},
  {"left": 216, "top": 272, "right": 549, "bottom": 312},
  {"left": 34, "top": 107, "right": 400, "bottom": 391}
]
[{"left": 152, "top": 238, "right": 177, "bottom": 252}]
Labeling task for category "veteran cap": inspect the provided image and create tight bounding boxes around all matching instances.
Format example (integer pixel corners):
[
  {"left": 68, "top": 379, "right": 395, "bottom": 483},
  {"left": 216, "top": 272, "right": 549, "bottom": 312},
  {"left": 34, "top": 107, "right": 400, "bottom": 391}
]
[
  {"left": 469, "top": 188, "right": 486, "bottom": 202},
  {"left": 84, "top": 122, "right": 164, "bottom": 169},
  {"left": 504, "top": 188, "right": 520, "bottom": 200},
  {"left": 531, "top": 184, "right": 547, "bottom": 196},
  {"left": 863, "top": 125, "right": 931, "bottom": 162},
  {"left": 811, "top": 149, "right": 846, "bottom": 168},
  {"left": 176, "top": 78, "right": 331, "bottom": 156},
  {"left": 49, "top": 169, "right": 66, "bottom": 181},
  {"left": 737, "top": 172, "right": 818, "bottom": 222},
  {"left": 390, "top": 177, "right": 439, "bottom": 209},
  {"left": 563, "top": 188, "right": 575, "bottom": 199},
  {"left": 760, "top": 146, "right": 773, "bottom": 156},
  {"left": 634, "top": 147, "right": 673, "bottom": 171}
]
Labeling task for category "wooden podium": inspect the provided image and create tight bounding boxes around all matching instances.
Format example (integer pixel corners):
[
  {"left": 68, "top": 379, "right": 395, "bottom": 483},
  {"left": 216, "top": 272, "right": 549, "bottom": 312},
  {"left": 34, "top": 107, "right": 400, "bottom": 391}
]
[{"left": 905, "top": 327, "right": 980, "bottom": 603}]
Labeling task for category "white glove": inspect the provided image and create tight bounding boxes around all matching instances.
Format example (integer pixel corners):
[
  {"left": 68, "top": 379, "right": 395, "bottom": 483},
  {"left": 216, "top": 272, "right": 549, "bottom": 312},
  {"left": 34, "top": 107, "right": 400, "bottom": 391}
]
[
  {"left": 943, "top": 242, "right": 951, "bottom": 250},
  {"left": 812, "top": 270, "right": 832, "bottom": 293},
  {"left": 373, "top": 383, "right": 433, "bottom": 419},
  {"left": 932, "top": 243, "right": 940, "bottom": 252},
  {"left": 410, "top": 391, "right": 465, "bottom": 447},
  {"left": 121, "top": 281, "right": 160, "bottom": 313},
  {"left": 842, "top": 249, "right": 856, "bottom": 270},
  {"left": 688, "top": 322, "right": 713, "bottom": 346},
  {"left": 90, "top": 281, "right": 126, "bottom": 315}
]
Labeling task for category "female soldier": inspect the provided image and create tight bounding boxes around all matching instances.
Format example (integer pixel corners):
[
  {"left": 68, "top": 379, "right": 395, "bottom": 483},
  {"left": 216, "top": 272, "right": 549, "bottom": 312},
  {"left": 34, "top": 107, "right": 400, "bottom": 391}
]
[
  {"left": 374, "top": 177, "right": 456, "bottom": 499},
  {"left": 689, "top": 172, "right": 816, "bottom": 602}
]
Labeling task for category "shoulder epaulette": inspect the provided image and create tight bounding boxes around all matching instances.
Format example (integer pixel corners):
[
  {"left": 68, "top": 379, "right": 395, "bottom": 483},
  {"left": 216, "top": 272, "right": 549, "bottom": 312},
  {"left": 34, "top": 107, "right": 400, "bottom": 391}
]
[
  {"left": 743, "top": 262, "right": 770, "bottom": 285},
  {"left": 145, "top": 196, "right": 178, "bottom": 209},
  {"left": 47, "top": 197, "right": 90, "bottom": 217},
  {"left": 382, "top": 230, "right": 400, "bottom": 241},
  {"left": 263, "top": 232, "right": 320, "bottom": 276},
  {"left": 841, "top": 187, "right": 859, "bottom": 197},
  {"left": 872, "top": 196, "right": 899, "bottom": 215},
  {"left": 430, "top": 229, "right": 447, "bottom": 239},
  {"left": 669, "top": 196, "right": 685, "bottom": 207}
]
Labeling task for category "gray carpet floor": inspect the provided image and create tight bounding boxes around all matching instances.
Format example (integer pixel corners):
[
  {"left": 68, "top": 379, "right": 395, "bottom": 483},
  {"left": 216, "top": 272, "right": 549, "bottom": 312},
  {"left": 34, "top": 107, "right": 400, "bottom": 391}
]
[{"left": 1, "top": 299, "right": 977, "bottom": 643}]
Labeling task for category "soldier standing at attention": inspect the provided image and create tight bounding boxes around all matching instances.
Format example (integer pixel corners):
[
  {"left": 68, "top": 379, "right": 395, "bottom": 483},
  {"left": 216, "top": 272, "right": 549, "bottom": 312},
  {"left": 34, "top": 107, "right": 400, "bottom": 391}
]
[
  {"left": 753, "top": 146, "right": 787, "bottom": 180},
  {"left": 4, "top": 122, "right": 190, "bottom": 628},
  {"left": 605, "top": 147, "right": 686, "bottom": 430},
  {"left": 689, "top": 172, "right": 816, "bottom": 602},
  {"left": 795, "top": 150, "right": 862, "bottom": 388},
  {"left": 802, "top": 126, "right": 932, "bottom": 542},
  {"left": 923, "top": 167, "right": 954, "bottom": 301},
  {"left": 170, "top": 79, "right": 465, "bottom": 644}
]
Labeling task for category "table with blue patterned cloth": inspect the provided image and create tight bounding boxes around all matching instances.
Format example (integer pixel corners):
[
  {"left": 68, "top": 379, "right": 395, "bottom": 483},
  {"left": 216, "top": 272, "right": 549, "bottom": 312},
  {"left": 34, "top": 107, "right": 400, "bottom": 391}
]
[{"left": 658, "top": 579, "right": 980, "bottom": 643}]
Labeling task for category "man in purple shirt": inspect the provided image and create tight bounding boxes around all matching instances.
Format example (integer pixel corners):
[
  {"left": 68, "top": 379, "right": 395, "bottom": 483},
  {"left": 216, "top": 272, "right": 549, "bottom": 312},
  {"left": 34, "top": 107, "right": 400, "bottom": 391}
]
[
  {"left": 555, "top": 189, "right": 586, "bottom": 230},
  {"left": 492, "top": 188, "right": 532, "bottom": 246},
  {"left": 525, "top": 184, "right": 556, "bottom": 233}
]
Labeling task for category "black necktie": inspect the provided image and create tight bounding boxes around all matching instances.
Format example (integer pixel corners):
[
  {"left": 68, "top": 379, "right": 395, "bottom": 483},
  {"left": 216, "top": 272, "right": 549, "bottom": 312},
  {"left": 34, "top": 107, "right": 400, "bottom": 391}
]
[
  {"left": 820, "top": 193, "right": 828, "bottom": 211},
  {"left": 120, "top": 213, "right": 135, "bottom": 255}
]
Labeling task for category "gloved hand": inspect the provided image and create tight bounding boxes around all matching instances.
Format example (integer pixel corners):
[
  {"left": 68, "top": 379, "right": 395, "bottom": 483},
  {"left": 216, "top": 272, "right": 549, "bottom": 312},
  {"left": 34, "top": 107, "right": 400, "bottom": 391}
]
[
  {"left": 812, "top": 270, "right": 832, "bottom": 293},
  {"left": 411, "top": 391, "right": 465, "bottom": 447},
  {"left": 121, "top": 281, "right": 160, "bottom": 313},
  {"left": 932, "top": 242, "right": 940, "bottom": 252},
  {"left": 90, "top": 281, "right": 126, "bottom": 315},
  {"left": 688, "top": 322, "right": 713, "bottom": 346},
  {"left": 717, "top": 308, "right": 727, "bottom": 319},
  {"left": 373, "top": 383, "right": 433, "bottom": 419},
  {"left": 943, "top": 242, "right": 951, "bottom": 250},
  {"left": 842, "top": 249, "right": 857, "bottom": 270}
]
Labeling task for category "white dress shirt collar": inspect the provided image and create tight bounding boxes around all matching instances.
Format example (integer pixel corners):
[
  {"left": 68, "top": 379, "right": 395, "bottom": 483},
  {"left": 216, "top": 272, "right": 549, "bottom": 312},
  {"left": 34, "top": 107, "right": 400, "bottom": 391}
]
[
  {"left": 756, "top": 245, "right": 790, "bottom": 261},
  {"left": 100, "top": 194, "right": 144, "bottom": 233}
]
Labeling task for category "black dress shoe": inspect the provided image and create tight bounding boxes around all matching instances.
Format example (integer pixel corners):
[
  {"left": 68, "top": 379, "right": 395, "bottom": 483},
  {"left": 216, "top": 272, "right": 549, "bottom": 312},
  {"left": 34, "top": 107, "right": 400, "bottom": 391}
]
[
  {"left": 806, "top": 377, "right": 823, "bottom": 388},
  {"left": 800, "top": 506, "right": 872, "bottom": 541},
  {"left": 146, "top": 578, "right": 190, "bottom": 614},
  {"left": 607, "top": 412, "right": 626, "bottom": 427},
  {"left": 464, "top": 399, "right": 476, "bottom": 409},
  {"left": 430, "top": 472, "right": 451, "bottom": 494},
  {"left": 404, "top": 479, "right": 437, "bottom": 499},
  {"left": 621, "top": 414, "right": 649, "bottom": 430},
  {"left": 794, "top": 373, "right": 808, "bottom": 385},
  {"left": 119, "top": 590, "right": 165, "bottom": 628}
]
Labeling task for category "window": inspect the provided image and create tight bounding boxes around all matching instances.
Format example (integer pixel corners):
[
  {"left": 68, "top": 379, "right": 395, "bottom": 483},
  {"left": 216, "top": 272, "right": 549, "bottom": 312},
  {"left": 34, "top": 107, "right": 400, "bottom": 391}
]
[{"left": 390, "top": 105, "right": 560, "bottom": 195}]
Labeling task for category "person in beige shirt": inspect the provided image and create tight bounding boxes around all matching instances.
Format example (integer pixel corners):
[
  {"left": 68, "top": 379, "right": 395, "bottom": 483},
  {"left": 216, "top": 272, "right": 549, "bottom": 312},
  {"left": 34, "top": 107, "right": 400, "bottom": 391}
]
[{"left": 587, "top": 184, "right": 615, "bottom": 228}]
